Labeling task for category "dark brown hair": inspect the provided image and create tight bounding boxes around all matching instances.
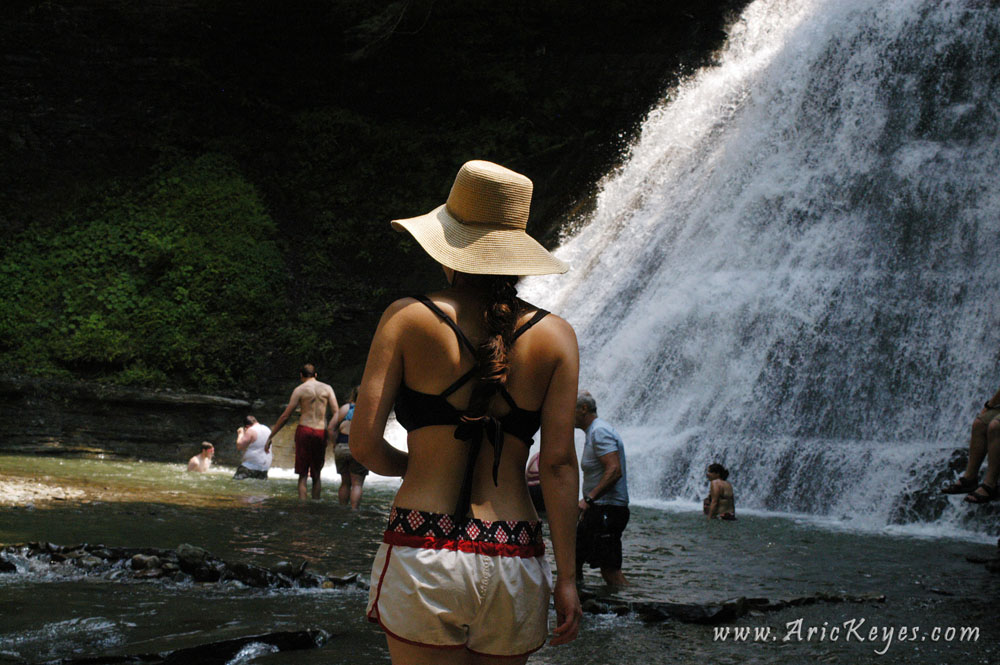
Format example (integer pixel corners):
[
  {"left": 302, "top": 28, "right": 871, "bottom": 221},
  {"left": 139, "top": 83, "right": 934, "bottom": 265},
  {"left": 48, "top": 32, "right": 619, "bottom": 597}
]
[
  {"left": 708, "top": 463, "right": 729, "bottom": 480},
  {"left": 300, "top": 363, "right": 316, "bottom": 378},
  {"left": 461, "top": 273, "right": 520, "bottom": 421}
]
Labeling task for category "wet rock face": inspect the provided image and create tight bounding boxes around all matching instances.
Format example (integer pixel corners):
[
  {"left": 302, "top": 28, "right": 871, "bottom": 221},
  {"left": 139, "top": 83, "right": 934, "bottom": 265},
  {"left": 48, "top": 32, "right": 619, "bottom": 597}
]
[
  {"left": 0, "top": 376, "right": 260, "bottom": 463},
  {"left": 131, "top": 554, "right": 161, "bottom": 570},
  {"left": 576, "top": 587, "right": 887, "bottom": 625},
  {"left": 0, "top": 541, "right": 369, "bottom": 591},
  {"left": 45, "top": 629, "right": 329, "bottom": 665}
]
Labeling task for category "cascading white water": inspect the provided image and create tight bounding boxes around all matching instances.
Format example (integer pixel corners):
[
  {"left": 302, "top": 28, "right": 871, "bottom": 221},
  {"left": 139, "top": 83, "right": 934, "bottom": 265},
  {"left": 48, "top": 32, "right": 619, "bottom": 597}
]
[{"left": 524, "top": 0, "right": 1000, "bottom": 537}]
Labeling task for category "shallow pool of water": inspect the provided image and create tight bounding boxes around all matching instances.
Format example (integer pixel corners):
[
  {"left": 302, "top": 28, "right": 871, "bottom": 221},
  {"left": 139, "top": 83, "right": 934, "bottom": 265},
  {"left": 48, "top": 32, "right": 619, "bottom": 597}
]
[{"left": 0, "top": 454, "right": 997, "bottom": 664}]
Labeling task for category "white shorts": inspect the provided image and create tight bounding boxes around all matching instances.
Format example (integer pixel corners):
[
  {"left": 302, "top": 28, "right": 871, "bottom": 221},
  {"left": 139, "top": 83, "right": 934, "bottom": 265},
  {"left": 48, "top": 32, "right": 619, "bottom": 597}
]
[{"left": 366, "top": 507, "right": 552, "bottom": 657}]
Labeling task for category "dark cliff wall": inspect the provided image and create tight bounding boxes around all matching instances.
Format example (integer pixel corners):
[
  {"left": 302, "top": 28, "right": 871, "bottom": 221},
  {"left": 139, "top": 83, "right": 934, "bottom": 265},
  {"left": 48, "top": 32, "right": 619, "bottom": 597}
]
[
  {"left": 0, "top": 376, "right": 269, "bottom": 463},
  {"left": 0, "top": 1, "right": 750, "bottom": 409}
]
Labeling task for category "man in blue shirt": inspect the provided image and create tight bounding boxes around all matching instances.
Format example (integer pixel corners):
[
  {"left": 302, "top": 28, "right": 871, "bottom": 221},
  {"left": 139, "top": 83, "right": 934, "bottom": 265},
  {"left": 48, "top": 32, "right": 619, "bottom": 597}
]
[{"left": 575, "top": 390, "right": 629, "bottom": 588}]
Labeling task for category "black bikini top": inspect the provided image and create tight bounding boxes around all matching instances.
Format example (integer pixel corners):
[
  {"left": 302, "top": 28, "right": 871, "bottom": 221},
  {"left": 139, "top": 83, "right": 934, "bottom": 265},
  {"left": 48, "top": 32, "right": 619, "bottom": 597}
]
[{"left": 393, "top": 294, "right": 549, "bottom": 517}]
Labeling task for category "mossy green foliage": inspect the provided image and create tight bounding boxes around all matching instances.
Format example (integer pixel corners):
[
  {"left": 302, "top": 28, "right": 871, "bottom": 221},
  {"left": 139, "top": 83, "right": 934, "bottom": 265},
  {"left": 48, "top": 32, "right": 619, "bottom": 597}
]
[{"left": 0, "top": 155, "right": 286, "bottom": 388}]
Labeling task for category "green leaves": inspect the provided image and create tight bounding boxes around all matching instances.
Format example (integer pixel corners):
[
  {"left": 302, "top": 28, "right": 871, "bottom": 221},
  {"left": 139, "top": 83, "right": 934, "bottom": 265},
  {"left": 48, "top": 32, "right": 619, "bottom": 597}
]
[{"left": 0, "top": 154, "right": 286, "bottom": 389}]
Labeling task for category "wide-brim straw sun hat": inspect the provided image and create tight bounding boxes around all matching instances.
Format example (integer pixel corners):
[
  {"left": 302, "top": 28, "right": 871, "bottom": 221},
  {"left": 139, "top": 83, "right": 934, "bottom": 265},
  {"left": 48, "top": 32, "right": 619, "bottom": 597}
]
[{"left": 391, "top": 160, "right": 569, "bottom": 276}]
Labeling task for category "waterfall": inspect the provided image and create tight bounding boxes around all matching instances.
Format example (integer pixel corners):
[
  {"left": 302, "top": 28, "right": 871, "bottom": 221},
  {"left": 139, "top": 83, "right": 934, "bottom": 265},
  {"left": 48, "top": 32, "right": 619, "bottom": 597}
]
[{"left": 524, "top": 0, "right": 1000, "bottom": 537}]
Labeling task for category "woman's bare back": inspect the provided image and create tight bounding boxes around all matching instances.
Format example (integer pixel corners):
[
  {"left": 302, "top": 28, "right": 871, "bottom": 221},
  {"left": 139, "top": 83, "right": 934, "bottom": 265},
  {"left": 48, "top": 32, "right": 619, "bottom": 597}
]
[{"left": 391, "top": 290, "right": 567, "bottom": 520}]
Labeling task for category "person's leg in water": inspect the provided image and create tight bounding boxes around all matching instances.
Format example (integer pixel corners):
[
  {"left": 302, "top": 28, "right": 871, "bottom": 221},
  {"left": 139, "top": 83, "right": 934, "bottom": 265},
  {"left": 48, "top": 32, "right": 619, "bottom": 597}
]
[
  {"left": 600, "top": 567, "right": 628, "bottom": 588},
  {"left": 966, "top": 418, "right": 1000, "bottom": 502},
  {"left": 386, "top": 635, "right": 528, "bottom": 665},
  {"left": 350, "top": 472, "right": 365, "bottom": 509},
  {"left": 311, "top": 469, "right": 322, "bottom": 500},
  {"left": 298, "top": 474, "right": 309, "bottom": 500},
  {"left": 338, "top": 472, "right": 352, "bottom": 505}
]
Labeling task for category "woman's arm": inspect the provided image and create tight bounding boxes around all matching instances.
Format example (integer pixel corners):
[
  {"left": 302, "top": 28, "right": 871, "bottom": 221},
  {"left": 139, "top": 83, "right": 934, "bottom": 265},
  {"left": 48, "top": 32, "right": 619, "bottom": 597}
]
[
  {"left": 538, "top": 317, "right": 582, "bottom": 646},
  {"left": 350, "top": 300, "right": 409, "bottom": 477}
]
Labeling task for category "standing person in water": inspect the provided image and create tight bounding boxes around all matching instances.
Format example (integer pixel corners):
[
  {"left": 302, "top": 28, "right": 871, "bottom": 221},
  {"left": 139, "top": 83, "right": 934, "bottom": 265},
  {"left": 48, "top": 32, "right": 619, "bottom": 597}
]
[
  {"left": 574, "top": 391, "right": 630, "bottom": 588},
  {"left": 266, "top": 364, "right": 339, "bottom": 500},
  {"left": 233, "top": 415, "right": 272, "bottom": 480},
  {"left": 704, "top": 463, "right": 736, "bottom": 520},
  {"left": 352, "top": 160, "right": 582, "bottom": 662},
  {"left": 334, "top": 386, "right": 368, "bottom": 509},
  {"left": 187, "top": 442, "right": 214, "bottom": 472}
]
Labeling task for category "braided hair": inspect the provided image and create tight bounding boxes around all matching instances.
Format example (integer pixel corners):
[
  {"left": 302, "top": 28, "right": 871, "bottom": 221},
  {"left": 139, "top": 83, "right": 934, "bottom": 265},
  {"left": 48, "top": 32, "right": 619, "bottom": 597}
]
[{"left": 459, "top": 273, "right": 521, "bottom": 425}]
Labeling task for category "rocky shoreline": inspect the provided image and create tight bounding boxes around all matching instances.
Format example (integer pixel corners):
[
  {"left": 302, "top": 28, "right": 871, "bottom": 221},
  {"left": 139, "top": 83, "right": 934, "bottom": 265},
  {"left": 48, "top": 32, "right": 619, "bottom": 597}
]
[
  {"left": 2, "top": 541, "right": 956, "bottom": 628},
  {"left": 0, "top": 541, "right": 365, "bottom": 591},
  {"left": 0, "top": 477, "right": 86, "bottom": 507}
]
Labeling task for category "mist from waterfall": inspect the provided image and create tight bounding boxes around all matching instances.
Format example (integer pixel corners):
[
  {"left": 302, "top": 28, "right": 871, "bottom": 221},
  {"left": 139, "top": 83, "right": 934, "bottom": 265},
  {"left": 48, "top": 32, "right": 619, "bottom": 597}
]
[{"left": 523, "top": 0, "right": 1000, "bottom": 538}]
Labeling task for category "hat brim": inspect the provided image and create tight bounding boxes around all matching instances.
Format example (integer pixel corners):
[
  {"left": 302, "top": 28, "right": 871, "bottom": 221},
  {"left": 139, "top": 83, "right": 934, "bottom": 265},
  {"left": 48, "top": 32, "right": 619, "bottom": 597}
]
[{"left": 391, "top": 204, "right": 569, "bottom": 276}]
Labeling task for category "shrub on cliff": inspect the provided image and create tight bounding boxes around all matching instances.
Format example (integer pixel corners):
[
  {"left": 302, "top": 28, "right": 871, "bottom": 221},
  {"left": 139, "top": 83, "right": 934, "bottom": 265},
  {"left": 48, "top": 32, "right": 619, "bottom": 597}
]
[{"left": 0, "top": 154, "right": 287, "bottom": 389}]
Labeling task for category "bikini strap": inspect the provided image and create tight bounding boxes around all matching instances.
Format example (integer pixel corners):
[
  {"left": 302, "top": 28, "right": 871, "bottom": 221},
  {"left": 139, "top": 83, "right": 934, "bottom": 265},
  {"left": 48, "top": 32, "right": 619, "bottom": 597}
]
[
  {"left": 441, "top": 366, "right": 479, "bottom": 397},
  {"left": 512, "top": 309, "right": 549, "bottom": 341},
  {"left": 412, "top": 295, "right": 478, "bottom": 356},
  {"left": 497, "top": 386, "right": 518, "bottom": 409}
]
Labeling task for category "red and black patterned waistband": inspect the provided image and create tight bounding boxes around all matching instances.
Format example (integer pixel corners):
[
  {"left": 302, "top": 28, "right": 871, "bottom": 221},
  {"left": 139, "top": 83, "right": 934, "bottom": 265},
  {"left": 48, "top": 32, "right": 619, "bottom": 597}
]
[{"left": 383, "top": 507, "right": 545, "bottom": 557}]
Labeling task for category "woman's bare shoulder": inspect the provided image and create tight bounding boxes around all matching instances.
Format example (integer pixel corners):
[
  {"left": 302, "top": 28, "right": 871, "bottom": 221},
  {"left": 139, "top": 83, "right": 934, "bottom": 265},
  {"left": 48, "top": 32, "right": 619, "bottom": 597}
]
[
  {"left": 379, "top": 296, "right": 432, "bottom": 322},
  {"left": 521, "top": 304, "right": 576, "bottom": 342}
]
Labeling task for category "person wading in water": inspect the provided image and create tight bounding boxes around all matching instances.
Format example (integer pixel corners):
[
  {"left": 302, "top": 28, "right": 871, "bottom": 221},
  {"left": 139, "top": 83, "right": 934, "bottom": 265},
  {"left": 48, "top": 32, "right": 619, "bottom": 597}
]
[{"left": 352, "top": 160, "right": 582, "bottom": 663}]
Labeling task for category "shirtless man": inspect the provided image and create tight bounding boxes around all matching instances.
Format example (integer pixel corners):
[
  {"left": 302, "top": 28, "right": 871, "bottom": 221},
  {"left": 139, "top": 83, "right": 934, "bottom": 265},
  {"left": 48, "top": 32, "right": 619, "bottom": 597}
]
[
  {"left": 267, "top": 364, "right": 340, "bottom": 499},
  {"left": 187, "top": 442, "right": 214, "bottom": 472}
]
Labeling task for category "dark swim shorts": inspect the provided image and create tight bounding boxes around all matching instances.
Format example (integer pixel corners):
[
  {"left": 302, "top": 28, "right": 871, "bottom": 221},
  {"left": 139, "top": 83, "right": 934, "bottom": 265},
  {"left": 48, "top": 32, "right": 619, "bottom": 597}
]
[
  {"left": 294, "top": 425, "right": 327, "bottom": 478},
  {"left": 334, "top": 443, "right": 369, "bottom": 477},
  {"left": 576, "top": 504, "right": 630, "bottom": 573},
  {"left": 233, "top": 465, "right": 268, "bottom": 480}
]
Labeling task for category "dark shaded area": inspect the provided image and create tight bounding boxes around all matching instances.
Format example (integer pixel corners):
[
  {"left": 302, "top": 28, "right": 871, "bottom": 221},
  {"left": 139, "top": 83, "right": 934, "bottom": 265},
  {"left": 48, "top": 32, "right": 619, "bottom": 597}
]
[
  {"left": 0, "top": 375, "right": 257, "bottom": 462},
  {"left": 0, "top": 0, "right": 750, "bottom": 392}
]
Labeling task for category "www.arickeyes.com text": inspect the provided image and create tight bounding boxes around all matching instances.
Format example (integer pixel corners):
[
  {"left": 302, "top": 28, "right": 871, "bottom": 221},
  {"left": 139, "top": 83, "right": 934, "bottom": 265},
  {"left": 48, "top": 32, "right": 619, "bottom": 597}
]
[{"left": 713, "top": 618, "right": 980, "bottom": 655}]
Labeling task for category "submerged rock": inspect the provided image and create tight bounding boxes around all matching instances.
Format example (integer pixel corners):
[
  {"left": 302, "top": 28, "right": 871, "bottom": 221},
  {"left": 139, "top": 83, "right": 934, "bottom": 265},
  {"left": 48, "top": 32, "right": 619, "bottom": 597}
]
[
  {"left": 130, "top": 554, "right": 161, "bottom": 570},
  {"left": 272, "top": 560, "right": 295, "bottom": 577},
  {"left": 134, "top": 567, "right": 167, "bottom": 579},
  {"left": 0, "top": 542, "right": 368, "bottom": 593},
  {"left": 176, "top": 543, "right": 209, "bottom": 568},
  {"left": 224, "top": 561, "right": 274, "bottom": 588},
  {"left": 579, "top": 589, "right": 886, "bottom": 625},
  {"left": 45, "top": 629, "right": 330, "bottom": 664}
]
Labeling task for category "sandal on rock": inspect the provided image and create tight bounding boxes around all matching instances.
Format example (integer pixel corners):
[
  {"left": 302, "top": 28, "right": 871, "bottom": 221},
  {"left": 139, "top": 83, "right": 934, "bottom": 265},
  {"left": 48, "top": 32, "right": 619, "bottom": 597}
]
[
  {"left": 964, "top": 483, "right": 998, "bottom": 504},
  {"left": 941, "top": 477, "right": 978, "bottom": 494}
]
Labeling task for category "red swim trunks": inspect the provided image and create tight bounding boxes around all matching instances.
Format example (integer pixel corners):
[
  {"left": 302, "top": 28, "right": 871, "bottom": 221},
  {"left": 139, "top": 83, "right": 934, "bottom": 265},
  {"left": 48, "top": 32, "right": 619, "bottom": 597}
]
[{"left": 294, "top": 425, "right": 327, "bottom": 478}]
